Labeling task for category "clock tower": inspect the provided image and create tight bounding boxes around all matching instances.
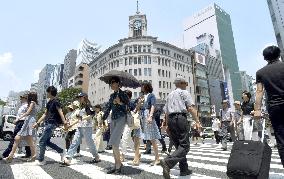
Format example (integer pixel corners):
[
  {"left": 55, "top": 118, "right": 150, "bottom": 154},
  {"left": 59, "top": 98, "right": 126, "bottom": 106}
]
[{"left": 128, "top": 1, "right": 147, "bottom": 38}]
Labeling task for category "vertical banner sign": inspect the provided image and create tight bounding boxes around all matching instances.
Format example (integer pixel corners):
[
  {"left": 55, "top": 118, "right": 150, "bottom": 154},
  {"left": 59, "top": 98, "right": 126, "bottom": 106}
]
[{"left": 222, "top": 81, "right": 229, "bottom": 101}]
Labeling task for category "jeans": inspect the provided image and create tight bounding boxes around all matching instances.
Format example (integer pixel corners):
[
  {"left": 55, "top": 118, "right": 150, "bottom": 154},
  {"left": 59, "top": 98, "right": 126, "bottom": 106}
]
[
  {"left": 65, "top": 130, "right": 80, "bottom": 153},
  {"left": 268, "top": 104, "right": 284, "bottom": 167},
  {"left": 164, "top": 113, "right": 190, "bottom": 172},
  {"left": 2, "top": 120, "right": 31, "bottom": 158},
  {"left": 66, "top": 127, "right": 98, "bottom": 159},
  {"left": 38, "top": 123, "right": 64, "bottom": 162}
]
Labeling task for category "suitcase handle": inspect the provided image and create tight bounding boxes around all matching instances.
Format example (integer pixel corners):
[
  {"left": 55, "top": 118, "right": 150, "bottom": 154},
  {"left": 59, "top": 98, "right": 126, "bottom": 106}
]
[{"left": 249, "top": 118, "right": 266, "bottom": 142}]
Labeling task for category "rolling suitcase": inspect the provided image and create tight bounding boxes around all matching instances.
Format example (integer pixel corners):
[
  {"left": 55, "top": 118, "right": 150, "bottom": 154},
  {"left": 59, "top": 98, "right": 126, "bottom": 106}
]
[{"left": 227, "top": 119, "right": 272, "bottom": 179}]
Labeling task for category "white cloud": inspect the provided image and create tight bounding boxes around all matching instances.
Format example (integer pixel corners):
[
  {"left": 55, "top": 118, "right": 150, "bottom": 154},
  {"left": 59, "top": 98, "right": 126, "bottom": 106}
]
[
  {"left": 0, "top": 52, "right": 22, "bottom": 94},
  {"left": 0, "top": 52, "right": 13, "bottom": 67}
]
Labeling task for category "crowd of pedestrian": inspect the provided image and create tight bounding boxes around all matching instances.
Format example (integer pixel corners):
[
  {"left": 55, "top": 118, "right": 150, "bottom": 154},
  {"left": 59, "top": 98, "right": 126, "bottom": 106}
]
[{"left": 0, "top": 45, "right": 283, "bottom": 179}]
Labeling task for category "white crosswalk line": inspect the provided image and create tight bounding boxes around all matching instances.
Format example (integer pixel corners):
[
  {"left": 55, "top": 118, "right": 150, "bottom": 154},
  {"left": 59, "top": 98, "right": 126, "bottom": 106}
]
[
  {"left": 11, "top": 163, "right": 53, "bottom": 179},
  {"left": 45, "top": 151, "right": 132, "bottom": 179}
]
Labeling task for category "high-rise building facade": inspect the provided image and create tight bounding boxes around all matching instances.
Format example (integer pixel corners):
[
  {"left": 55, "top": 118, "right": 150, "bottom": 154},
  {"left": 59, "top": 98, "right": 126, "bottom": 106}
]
[
  {"left": 267, "top": 0, "right": 284, "bottom": 60},
  {"left": 77, "top": 39, "right": 100, "bottom": 64},
  {"left": 30, "top": 83, "right": 38, "bottom": 93},
  {"left": 239, "top": 71, "right": 254, "bottom": 97},
  {"left": 62, "top": 49, "right": 77, "bottom": 89},
  {"left": 38, "top": 64, "right": 55, "bottom": 108},
  {"left": 183, "top": 4, "right": 242, "bottom": 106},
  {"left": 88, "top": 9, "right": 195, "bottom": 106},
  {"left": 50, "top": 64, "right": 64, "bottom": 92}
]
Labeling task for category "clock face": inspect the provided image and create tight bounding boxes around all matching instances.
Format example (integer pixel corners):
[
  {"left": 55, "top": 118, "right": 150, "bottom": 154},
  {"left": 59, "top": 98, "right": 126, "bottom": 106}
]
[{"left": 133, "top": 20, "right": 142, "bottom": 30}]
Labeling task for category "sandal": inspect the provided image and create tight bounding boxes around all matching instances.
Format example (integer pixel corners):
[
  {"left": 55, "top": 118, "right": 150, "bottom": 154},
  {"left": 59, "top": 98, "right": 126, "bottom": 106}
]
[{"left": 150, "top": 160, "right": 160, "bottom": 166}]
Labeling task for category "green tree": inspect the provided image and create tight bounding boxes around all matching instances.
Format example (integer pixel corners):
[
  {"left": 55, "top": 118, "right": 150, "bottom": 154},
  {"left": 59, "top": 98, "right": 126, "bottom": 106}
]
[
  {"left": 57, "top": 87, "right": 82, "bottom": 114},
  {"left": 0, "top": 99, "right": 6, "bottom": 106},
  {"left": 36, "top": 108, "right": 46, "bottom": 120}
]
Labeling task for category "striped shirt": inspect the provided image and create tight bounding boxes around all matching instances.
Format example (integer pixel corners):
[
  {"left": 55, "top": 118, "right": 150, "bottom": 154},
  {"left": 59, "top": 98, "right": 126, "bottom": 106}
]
[{"left": 164, "top": 88, "right": 194, "bottom": 114}]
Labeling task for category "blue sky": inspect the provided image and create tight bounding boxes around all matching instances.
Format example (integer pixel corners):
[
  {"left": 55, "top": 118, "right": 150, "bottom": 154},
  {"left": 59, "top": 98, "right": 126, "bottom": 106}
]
[{"left": 0, "top": 0, "right": 276, "bottom": 98}]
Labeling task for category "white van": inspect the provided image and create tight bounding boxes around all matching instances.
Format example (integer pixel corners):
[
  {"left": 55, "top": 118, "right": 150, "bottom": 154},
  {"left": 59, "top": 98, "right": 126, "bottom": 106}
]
[{"left": 0, "top": 115, "right": 16, "bottom": 141}]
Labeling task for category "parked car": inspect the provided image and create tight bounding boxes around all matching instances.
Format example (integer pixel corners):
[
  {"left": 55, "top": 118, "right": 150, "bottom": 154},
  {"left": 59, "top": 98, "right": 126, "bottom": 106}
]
[
  {"left": 0, "top": 115, "right": 17, "bottom": 141},
  {"left": 201, "top": 127, "right": 215, "bottom": 139}
]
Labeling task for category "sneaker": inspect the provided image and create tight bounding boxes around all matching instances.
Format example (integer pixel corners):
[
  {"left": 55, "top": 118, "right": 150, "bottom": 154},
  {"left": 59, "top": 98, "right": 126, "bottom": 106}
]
[
  {"left": 161, "top": 148, "right": 167, "bottom": 153},
  {"left": 180, "top": 169, "right": 193, "bottom": 176},
  {"left": 74, "top": 153, "right": 82, "bottom": 158},
  {"left": 34, "top": 160, "right": 46, "bottom": 166},
  {"left": 221, "top": 147, "right": 227, "bottom": 151}
]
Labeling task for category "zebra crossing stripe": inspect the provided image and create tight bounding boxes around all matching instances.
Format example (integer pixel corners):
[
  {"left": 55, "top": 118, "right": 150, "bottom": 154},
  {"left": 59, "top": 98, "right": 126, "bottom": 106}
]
[
  {"left": 188, "top": 150, "right": 282, "bottom": 164},
  {"left": 45, "top": 151, "right": 133, "bottom": 179},
  {"left": 10, "top": 163, "right": 53, "bottom": 179}
]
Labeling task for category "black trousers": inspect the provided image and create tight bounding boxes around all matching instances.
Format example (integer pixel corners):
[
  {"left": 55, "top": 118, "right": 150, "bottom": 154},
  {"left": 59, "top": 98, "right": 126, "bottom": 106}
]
[
  {"left": 145, "top": 117, "right": 167, "bottom": 151},
  {"left": 2, "top": 120, "right": 31, "bottom": 158},
  {"left": 164, "top": 113, "right": 190, "bottom": 172},
  {"left": 65, "top": 129, "right": 80, "bottom": 153},
  {"left": 268, "top": 104, "right": 284, "bottom": 167},
  {"left": 214, "top": 131, "right": 221, "bottom": 144}
]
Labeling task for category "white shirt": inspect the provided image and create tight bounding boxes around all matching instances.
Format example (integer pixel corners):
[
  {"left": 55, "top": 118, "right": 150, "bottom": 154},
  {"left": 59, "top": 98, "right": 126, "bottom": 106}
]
[
  {"left": 17, "top": 102, "right": 28, "bottom": 121},
  {"left": 164, "top": 88, "right": 194, "bottom": 114},
  {"left": 212, "top": 118, "right": 220, "bottom": 131},
  {"left": 220, "top": 108, "right": 232, "bottom": 122}
]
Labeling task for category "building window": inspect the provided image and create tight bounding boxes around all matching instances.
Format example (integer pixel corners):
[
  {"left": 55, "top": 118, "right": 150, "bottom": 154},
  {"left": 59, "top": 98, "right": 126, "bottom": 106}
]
[
  {"left": 134, "top": 69, "right": 137, "bottom": 76},
  {"left": 169, "top": 72, "right": 171, "bottom": 78},
  {"left": 144, "top": 56, "right": 147, "bottom": 64},
  {"left": 170, "top": 82, "right": 171, "bottom": 89},
  {"left": 148, "top": 68, "right": 152, "bottom": 76},
  {"left": 189, "top": 77, "right": 190, "bottom": 83},
  {"left": 129, "top": 47, "right": 132, "bottom": 53},
  {"left": 147, "top": 45, "right": 151, "bottom": 52},
  {"left": 167, "top": 82, "right": 168, "bottom": 89},
  {"left": 159, "top": 81, "right": 161, "bottom": 88},
  {"left": 138, "top": 45, "right": 142, "bottom": 53},
  {"left": 158, "top": 69, "right": 161, "bottom": 76},
  {"left": 162, "top": 70, "right": 164, "bottom": 77},
  {"left": 117, "top": 60, "right": 119, "bottom": 67},
  {"left": 163, "top": 81, "right": 165, "bottom": 88},
  {"left": 129, "top": 57, "right": 133, "bottom": 65},
  {"left": 125, "top": 58, "right": 128, "bottom": 66},
  {"left": 166, "top": 71, "right": 168, "bottom": 77},
  {"left": 134, "top": 45, "right": 137, "bottom": 53},
  {"left": 162, "top": 58, "right": 164, "bottom": 66},
  {"left": 148, "top": 56, "right": 151, "bottom": 64},
  {"left": 138, "top": 56, "right": 141, "bottom": 64},
  {"left": 125, "top": 47, "right": 128, "bottom": 54},
  {"left": 158, "top": 58, "right": 161, "bottom": 65},
  {"left": 134, "top": 57, "right": 137, "bottom": 64},
  {"left": 163, "top": 93, "right": 166, "bottom": 99},
  {"left": 129, "top": 69, "right": 133, "bottom": 75},
  {"left": 144, "top": 68, "right": 148, "bottom": 76},
  {"left": 138, "top": 68, "right": 142, "bottom": 76},
  {"left": 143, "top": 45, "right": 147, "bottom": 52},
  {"left": 159, "top": 92, "right": 162, "bottom": 99}
]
